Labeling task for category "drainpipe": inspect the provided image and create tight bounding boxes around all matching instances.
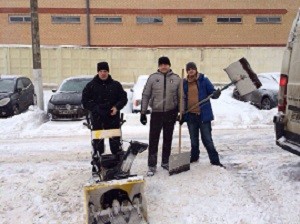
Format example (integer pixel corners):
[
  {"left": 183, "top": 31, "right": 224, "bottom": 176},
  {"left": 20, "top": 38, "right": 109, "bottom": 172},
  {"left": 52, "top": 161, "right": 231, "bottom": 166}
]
[{"left": 86, "top": 0, "right": 91, "bottom": 46}]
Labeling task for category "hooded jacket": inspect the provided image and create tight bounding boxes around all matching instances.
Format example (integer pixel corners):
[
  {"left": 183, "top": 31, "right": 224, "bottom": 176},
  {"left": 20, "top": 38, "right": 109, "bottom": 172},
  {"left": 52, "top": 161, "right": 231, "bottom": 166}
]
[
  {"left": 183, "top": 73, "right": 216, "bottom": 122},
  {"left": 141, "top": 70, "right": 181, "bottom": 113},
  {"left": 82, "top": 74, "right": 127, "bottom": 124}
]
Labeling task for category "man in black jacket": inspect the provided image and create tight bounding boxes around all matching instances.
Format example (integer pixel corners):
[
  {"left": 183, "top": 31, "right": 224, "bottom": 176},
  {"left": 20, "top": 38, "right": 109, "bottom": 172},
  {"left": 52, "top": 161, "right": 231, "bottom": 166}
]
[{"left": 82, "top": 62, "right": 128, "bottom": 175}]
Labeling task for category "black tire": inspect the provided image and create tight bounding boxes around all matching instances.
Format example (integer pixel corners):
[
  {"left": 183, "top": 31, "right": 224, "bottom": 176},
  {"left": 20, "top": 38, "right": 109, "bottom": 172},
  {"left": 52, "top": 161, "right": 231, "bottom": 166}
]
[{"left": 261, "top": 97, "right": 272, "bottom": 110}]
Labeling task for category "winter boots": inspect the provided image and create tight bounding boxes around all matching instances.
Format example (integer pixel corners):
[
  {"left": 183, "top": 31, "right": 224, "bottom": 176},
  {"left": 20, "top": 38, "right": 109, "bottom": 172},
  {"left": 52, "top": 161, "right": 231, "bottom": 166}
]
[{"left": 146, "top": 166, "right": 156, "bottom": 176}]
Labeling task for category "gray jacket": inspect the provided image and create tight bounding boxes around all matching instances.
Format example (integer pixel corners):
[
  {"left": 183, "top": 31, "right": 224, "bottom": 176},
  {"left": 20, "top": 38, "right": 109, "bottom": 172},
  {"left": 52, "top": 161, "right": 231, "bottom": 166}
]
[{"left": 141, "top": 70, "right": 181, "bottom": 113}]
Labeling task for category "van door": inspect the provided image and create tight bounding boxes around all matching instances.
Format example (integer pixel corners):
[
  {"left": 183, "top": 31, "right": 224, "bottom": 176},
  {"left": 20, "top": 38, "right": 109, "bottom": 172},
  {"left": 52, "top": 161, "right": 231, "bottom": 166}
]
[{"left": 285, "top": 27, "right": 300, "bottom": 141}]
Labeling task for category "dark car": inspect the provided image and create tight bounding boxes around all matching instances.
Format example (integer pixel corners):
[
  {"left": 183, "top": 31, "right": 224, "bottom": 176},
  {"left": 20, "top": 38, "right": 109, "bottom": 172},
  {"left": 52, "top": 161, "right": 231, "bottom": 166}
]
[
  {"left": 47, "top": 76, "right": 92, "bottom": 120},
  {"left": 0, "top": 75, "right": 35, "bottom": 117},
  {"left": 232, "top": 72, "right": 279, "bottom": 110}
]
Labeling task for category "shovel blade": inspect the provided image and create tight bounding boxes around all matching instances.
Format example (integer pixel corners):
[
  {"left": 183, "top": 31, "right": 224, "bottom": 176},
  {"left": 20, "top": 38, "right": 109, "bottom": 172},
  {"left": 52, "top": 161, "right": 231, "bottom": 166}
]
[
  {"left": 169, "top": 151, "right": 191, "bottom": 175},
  {"left": 224, "top": 57, "right": 261, "bottom": 96}
]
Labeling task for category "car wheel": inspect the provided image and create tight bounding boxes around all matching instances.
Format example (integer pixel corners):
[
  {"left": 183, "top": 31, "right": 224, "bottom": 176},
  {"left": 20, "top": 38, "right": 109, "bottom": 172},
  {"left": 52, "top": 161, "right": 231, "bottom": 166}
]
[
  {"left": 13, "top": 105, "right": 19, "bottom": 115},
  {"left": 261, "top": 97, "right": 272, "bottom": 110}
]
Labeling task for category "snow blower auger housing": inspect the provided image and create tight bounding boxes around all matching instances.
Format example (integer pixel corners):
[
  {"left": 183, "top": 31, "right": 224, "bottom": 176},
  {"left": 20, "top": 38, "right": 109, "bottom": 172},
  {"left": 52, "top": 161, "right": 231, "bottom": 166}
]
[{"left": 84, "top": 177, "right": 148, "bottom": 224}]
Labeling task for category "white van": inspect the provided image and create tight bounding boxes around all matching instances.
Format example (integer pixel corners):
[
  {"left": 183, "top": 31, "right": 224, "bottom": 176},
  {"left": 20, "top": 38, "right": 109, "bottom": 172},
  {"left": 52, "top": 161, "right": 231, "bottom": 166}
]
[{"left": 273, "top": 9, "right": 300, "bottom": 156}]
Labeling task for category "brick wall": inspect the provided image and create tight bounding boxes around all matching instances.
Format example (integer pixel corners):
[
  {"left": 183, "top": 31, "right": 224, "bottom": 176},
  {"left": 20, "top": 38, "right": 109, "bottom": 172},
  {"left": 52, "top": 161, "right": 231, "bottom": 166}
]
[{"left": 0, "top": 0, "right": 299, "bottom": 46}]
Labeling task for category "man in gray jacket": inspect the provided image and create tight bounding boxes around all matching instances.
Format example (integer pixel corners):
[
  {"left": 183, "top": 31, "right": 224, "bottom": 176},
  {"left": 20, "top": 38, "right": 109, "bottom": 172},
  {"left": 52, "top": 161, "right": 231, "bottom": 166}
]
[{"left": 140, "top": 56, "right": 181, "bottom": 176}]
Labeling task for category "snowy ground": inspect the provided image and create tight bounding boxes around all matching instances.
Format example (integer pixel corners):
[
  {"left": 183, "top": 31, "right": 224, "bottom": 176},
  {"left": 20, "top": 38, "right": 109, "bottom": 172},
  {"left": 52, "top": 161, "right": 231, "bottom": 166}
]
[{"left": 0, "top": 87, "right": 299, "bottom": 224}]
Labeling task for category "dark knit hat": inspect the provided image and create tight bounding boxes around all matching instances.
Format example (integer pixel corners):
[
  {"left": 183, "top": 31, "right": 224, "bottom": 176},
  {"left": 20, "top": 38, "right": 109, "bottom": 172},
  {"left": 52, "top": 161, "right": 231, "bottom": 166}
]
[
  {"left": 97, "top": 62, "right": 109, "bottom": 72},
  {"left": 186, "top": 62, "right": 197, "bottom": 71},
  {"left": 158, "top": 56, "right": 171, "bottom": 66}
]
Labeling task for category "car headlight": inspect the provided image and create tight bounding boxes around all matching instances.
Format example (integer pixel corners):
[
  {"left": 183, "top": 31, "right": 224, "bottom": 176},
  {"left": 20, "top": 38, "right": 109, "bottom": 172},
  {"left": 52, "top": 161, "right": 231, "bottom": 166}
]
[
  {"left": 0, "top": 98, "right": 11, "bottom": 106},
  {"left": 47, "top": 102, "right": 55, "bottom": 110}
]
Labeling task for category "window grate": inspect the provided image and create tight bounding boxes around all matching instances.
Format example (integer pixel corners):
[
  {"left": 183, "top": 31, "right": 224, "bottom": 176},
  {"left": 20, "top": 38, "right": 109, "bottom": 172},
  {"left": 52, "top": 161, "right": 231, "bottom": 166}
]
[
  {"left": 51, "top": 16, "right": 80, "bottom": 24},
  {"left": 136, "top": 17, "right": 163, "bottom": 24}
]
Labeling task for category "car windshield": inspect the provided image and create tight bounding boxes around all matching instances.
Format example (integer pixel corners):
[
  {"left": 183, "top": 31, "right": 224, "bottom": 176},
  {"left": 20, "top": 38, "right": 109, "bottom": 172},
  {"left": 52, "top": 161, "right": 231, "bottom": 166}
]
[
  {"left": 258, "top": 75, "right": 279, "bottom": 90},
  {"left": 0, "top": 79, "right": 15, "bottom": 93},
  {"left": 58, "top": 79, "right": 90, "bottom": 92}
]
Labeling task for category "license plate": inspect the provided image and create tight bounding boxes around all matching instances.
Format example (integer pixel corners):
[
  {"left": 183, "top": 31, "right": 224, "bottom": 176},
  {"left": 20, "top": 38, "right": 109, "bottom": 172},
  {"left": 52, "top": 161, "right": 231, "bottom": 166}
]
[
  {"left": 58, "top": 110, "right": 76, "bottom": 115},
  {"left": 291, "top": 111, "right": 300, "bottom": 123}
]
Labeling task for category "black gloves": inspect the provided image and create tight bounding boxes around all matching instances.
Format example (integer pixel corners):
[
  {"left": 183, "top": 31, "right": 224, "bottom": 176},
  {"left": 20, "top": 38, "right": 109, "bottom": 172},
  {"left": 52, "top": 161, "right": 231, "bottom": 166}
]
[
  {"left": 140, "top": 114, "right": 147, "bottom": 125},
  {"left": 177, "top": 115, "right": 185, "bottom": 125},
  {"left": 212, "top": 88, "right": 221, "bottom": 99}
]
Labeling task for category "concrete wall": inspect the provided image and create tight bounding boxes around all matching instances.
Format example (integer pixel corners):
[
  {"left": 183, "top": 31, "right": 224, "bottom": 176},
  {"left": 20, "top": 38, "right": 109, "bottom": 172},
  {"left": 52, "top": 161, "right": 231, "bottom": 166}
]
[{"left": 0, "top": 46, "right": 284, "bottom": 86}]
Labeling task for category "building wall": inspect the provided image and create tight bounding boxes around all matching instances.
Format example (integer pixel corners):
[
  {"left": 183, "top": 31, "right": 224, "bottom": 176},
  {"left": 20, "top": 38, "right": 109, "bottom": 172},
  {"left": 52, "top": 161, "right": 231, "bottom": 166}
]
[
  {"left": 0, "top": 0, "right": 299, "bottom": 46},
  {"left": 0, "top": 46, "right": 284, "bottom": 85}
]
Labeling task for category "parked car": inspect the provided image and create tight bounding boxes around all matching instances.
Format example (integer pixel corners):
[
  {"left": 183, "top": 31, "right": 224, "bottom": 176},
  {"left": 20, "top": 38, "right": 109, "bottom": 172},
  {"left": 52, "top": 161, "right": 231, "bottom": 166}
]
[
  {"left": 47, "top": 76, "right": 92, "bottom": 120},
  {"left": 273, "top": 9, "right": 300, "bottom": 156},
  {"left": 0, "top": 75, "right": 35, "bottom": 117},
  {"left": 232, "top": 72, "right": 280, "bottom": 110},
  {"left": 131, "top": 75, "right": 150, "bottom": 113}
]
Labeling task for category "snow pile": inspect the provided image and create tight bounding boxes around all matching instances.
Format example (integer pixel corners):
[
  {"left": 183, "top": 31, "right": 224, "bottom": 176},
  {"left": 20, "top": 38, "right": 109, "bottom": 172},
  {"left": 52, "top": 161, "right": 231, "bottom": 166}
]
[{"left": 0, "top": 107, "right": 47, "bottom": 139}]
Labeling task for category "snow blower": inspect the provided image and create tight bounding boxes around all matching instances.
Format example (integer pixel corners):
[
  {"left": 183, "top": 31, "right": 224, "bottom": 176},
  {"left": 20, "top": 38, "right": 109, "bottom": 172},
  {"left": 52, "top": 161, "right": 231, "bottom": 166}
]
[{"left": 83, "top": 113, "right": 149, "bottom": 224}]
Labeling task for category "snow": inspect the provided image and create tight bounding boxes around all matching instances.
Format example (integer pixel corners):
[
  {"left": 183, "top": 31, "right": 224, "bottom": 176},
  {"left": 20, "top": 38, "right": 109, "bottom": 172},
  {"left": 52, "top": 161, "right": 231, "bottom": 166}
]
[{"left": 0, "top": 87, "right": 299, "bottom": 224}]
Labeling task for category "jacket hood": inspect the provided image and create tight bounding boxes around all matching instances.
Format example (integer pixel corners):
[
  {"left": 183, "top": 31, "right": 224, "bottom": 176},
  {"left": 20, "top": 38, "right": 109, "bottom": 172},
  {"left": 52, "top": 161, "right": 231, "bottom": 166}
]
[{"left": 50, "top": 92, "right": 82, "bottom": 105}]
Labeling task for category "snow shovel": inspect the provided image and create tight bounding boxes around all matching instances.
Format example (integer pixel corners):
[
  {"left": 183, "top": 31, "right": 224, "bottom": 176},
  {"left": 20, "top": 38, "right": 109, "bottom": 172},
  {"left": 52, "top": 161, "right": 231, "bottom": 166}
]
[
  {"left": 187, "top": 57, "right": 262, "bottom": 112},
  {"left": 169, "top": 69, "right": 191, "bottom": 176}
]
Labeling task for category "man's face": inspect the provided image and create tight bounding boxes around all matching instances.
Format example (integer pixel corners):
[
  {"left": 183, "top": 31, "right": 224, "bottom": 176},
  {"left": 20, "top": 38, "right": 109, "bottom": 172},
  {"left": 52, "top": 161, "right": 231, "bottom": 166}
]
[
  {"left": 187, "top": 68, "right": 197, "bottom": 77},
  {"left": 158, "top": 64, "right": 170, "bottom": 74},
  {"left": 98, "top": 70, "right": 109, "bottom": 80}
]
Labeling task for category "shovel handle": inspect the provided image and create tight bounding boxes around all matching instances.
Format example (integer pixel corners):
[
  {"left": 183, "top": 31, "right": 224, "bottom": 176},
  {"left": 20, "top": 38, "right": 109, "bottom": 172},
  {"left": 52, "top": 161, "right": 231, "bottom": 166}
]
[{"left": 179, "top": 69, "right": 184, "bottom": 153}]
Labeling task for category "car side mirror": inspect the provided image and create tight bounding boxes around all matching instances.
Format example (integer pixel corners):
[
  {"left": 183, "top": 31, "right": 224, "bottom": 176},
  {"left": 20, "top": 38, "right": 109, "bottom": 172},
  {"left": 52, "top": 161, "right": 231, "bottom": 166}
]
[
  {"left": 130, "top": 88, "right": 134, "bottom": 92},
  {"left": 51, "top": 89, "right": 57, "bottom": 93}
]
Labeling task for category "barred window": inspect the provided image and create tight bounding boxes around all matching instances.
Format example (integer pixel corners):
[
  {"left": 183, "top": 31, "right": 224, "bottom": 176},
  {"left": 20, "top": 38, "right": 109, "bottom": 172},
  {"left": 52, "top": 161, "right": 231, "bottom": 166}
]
[
  {"left": 217, "top": 17, "right": 242, "bottom": 23},
  {"left": 9, "top": 15, "right": 31, "bottom": 23},
  {"left": 51, "top": 16, "right": 80, "bottom": 24},
  {"left": 256, "top": 16, "right": 281, "bottom": 24},
  {"left": 177, "top": 17, "right": 203, "bottom": 23},
  {"left": 94, "top": 16, "right": 122, "bottom": 23},
  {"left": 136, "top": 17, "right": 163, "bottom": 24}
]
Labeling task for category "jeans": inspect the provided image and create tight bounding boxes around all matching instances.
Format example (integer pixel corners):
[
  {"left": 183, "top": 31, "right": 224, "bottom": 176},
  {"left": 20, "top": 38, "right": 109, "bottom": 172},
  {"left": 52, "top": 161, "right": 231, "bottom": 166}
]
[{"left": 187, "top": 113, "right": 220, "bottom": 164}]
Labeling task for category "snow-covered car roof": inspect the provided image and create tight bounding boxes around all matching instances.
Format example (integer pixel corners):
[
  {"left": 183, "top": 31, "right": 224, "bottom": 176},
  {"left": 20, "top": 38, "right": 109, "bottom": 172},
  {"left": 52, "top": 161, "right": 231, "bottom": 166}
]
[{"left": 0, "top": 74, "right": 23, "bottom": 79}]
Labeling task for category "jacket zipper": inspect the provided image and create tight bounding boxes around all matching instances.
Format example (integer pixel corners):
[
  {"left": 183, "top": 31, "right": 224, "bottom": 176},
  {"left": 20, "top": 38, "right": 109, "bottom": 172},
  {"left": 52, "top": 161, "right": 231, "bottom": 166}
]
[{"left": 163, "top": 74, "right": 166, "bottom": 112}]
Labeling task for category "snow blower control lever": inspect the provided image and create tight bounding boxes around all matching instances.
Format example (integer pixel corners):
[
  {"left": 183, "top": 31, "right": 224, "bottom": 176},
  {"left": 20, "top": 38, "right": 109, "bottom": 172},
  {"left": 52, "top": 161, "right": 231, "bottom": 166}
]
[{"left": 83, "top": 113, "right": 148, "bottom": 182}]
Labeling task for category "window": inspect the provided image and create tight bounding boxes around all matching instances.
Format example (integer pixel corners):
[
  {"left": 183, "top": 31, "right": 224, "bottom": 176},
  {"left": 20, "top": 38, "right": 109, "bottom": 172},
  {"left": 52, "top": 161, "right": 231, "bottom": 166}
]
[
  {"left": 94, "top": 16, "right": 122, "bottom": 23},
  {"left": 9, "top": 15, "right": 31, "bottom": 23},
  {"left": 177, "top": 17, "right": 203, "bottom": 24},
  {"left": 136, "top": 17, "right": 163, "bottom": 24},
  {"left": 256, "top": 16, "right": 281, "bottom": 24},
  {"left": 217, "top": 17, "right": 242, "bottom": 23},
  {"left": 17, "top": 79, "right": 24, "bottom": 89},
  {"left": 51, "top": 16, "right": 80, "bottom": 24}
]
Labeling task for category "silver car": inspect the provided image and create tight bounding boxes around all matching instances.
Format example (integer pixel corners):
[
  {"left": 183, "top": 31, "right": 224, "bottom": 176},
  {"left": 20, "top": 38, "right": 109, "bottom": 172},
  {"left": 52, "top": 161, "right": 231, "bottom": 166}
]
[{"left": 232, "top": 72, "right": 279, "bottom": 110}]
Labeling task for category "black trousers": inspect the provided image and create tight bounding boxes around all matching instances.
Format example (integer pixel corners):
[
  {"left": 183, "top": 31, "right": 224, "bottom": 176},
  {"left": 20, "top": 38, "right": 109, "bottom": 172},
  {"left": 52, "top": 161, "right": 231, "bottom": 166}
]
[
  {"left": 91, "top": 114, "right": 122, "bottom": 155},
  {"left": 148, "top": 109, "right": 178, "bottom": 167}
]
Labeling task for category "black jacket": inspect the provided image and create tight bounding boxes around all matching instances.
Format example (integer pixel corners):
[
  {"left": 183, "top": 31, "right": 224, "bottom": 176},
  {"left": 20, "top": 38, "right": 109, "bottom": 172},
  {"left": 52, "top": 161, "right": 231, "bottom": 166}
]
[{"left": 82, "top": 75, "right": 127, "bottom": 127}]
